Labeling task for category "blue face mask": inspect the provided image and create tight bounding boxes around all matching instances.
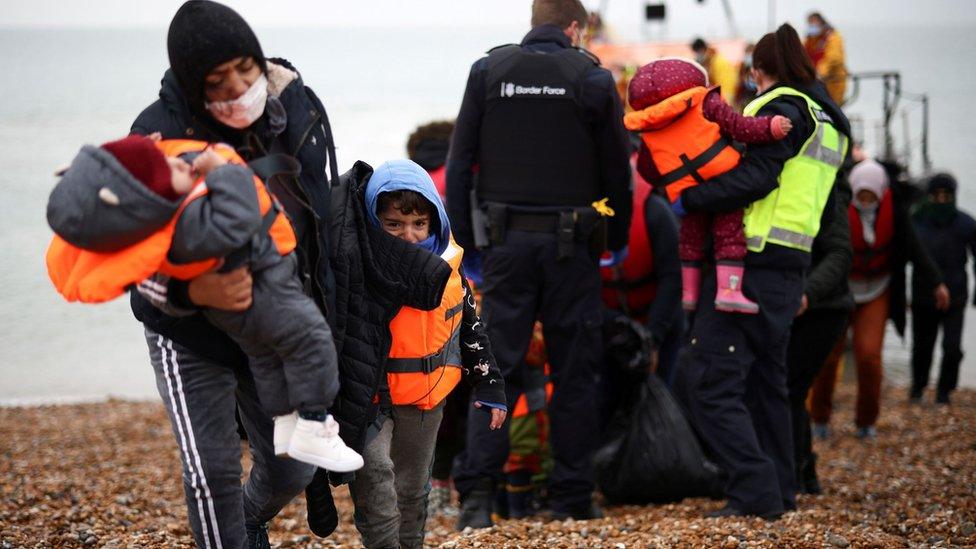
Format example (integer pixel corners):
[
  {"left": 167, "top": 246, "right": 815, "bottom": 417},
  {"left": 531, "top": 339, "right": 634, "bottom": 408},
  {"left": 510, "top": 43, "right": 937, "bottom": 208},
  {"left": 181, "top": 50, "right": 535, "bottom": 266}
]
[
  {"left": 744, "top": 78, "right": 757, "bottom": 92},
  {"left": 807, "top": 23, "right": 823, "bottom": 37},
  {"left": 417, "top": 234, "right": 438, "bottom": 254}
]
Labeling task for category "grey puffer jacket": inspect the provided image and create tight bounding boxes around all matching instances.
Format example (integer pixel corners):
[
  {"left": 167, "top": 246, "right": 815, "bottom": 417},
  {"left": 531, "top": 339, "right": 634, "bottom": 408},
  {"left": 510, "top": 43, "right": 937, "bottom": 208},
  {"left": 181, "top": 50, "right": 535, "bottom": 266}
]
[
  {"left": 47, "top": 144, "right": 274, "bottom": 277},
  {"left": 48, "top": 145, "right": 181, "bottom": 253}
]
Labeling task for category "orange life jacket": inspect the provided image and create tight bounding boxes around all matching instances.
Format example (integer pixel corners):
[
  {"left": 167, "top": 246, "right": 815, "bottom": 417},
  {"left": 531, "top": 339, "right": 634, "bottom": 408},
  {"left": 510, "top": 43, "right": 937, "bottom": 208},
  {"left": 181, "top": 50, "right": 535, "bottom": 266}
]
[
  {"left": 47, "top": 139, "right": 296, "bottom": 303},
  {"left": 386, "top": 237, "right": 466, "bottom": 410},
  {"left": 601, "top": 155, "right": 657, "bottom": 318},
  {"left": 623, "top": 86, "right": 742, "bottom": 203}
]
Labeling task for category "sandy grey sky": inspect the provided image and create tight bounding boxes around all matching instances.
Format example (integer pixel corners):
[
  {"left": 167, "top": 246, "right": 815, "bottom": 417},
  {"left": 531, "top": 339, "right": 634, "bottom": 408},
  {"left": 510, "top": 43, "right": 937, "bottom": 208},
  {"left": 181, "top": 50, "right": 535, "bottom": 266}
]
[{"left": 2, "top": 1, "right": 974, "bottom": 38}]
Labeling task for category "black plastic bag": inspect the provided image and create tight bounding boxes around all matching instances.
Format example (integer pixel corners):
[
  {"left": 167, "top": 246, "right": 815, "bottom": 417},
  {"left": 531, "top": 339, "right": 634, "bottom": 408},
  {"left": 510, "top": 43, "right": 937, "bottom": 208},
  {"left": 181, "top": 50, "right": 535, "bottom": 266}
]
[{"left": 595, "top": 373, "right": 723, "bottom": 504}]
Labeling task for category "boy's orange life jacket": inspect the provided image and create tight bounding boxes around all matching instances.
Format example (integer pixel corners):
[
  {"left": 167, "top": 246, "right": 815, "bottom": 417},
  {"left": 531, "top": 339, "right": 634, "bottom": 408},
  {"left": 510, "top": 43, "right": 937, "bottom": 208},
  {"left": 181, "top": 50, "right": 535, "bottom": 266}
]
[
  {"left": 386, "top": 238, "right": 466, "bottom": 410},
  {"left": 47, "top": 139, "right": 296, "bottom": 303},
  {"left": 623, "top": 86, "right": 742, "bottom": 203}
]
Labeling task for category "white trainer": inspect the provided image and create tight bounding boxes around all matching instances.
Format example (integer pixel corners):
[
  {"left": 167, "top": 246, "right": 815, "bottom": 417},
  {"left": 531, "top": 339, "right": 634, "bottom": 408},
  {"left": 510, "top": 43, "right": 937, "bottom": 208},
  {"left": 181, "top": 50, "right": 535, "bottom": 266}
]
[
  {"left": 287, "top": 415, "right": 364, "bottom": 472},
  {"left": 273, "top": 412, "right": 298, "bottom": 456}
]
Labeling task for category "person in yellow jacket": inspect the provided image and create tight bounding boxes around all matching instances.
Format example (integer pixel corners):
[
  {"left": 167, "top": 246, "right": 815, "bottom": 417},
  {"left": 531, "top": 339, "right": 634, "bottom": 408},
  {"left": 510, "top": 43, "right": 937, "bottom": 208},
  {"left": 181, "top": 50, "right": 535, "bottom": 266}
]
[
  {"left": 804, "top": 12, "right": 848, "bottom": 106},
  {"left": 691, "top": 38, "right": 739, "bottom": 104},
  {"left": 348, "top": 159, "right": 507, "bottom": 549}
]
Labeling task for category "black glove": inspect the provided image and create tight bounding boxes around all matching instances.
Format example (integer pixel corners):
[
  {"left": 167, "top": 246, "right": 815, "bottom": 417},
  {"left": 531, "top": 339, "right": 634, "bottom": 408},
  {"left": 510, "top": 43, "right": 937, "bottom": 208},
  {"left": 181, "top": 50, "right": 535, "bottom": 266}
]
[{"left": 305, "top": 468, "right": 339, "bottom": 538}]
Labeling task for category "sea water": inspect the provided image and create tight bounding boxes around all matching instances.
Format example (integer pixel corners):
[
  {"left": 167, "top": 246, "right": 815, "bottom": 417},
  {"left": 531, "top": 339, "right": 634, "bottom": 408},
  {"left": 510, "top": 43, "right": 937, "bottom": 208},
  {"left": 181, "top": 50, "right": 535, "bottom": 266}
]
[{"left": 1, "top": 23, "right": 974, "bottom": 403}]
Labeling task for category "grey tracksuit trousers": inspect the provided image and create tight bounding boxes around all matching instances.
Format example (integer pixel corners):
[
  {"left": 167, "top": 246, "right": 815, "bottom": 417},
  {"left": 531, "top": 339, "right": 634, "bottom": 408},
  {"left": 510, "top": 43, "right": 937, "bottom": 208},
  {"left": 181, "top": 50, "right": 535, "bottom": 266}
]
[
  {"left": 349, "top": 403, "right": 444, "bottom": 549},
  {"left": 146, "top": 329, "right": 316, "bottom": 549},
  {"left": 205, "top": 252, "right": 339, "bottom": 416}
]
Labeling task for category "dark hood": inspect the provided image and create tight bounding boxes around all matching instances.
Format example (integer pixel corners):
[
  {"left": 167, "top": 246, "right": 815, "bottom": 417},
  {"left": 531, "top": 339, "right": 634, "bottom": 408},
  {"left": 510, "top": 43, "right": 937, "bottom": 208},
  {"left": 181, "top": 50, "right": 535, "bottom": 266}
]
[{"left": 153, "top": 58, "right": 306, "bottom": 148}]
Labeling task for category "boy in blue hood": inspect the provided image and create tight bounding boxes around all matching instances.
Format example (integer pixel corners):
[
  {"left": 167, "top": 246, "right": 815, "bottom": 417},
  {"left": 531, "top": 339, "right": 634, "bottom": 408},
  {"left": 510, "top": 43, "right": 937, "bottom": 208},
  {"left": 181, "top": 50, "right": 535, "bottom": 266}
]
[{"left": 350, "top": 159, "right": 506, "bottom": 549}]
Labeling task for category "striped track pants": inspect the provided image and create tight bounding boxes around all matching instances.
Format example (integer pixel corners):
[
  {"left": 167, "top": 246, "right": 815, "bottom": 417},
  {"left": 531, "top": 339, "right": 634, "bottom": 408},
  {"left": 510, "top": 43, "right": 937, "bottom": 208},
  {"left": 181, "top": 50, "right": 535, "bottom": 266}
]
[{"left": 145, "top": 328, "right": 315, "bottom": 548}]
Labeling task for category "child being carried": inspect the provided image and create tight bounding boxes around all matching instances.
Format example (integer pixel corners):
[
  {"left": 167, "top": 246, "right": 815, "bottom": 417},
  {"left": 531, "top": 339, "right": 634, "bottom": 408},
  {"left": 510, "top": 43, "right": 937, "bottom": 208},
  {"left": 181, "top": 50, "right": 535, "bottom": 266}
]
[
  {"left": 625, "top": 58, "right": 792, "bottom": 313},
  {"left": 46, "top": 134, "right": 362, "bottom": 472}
]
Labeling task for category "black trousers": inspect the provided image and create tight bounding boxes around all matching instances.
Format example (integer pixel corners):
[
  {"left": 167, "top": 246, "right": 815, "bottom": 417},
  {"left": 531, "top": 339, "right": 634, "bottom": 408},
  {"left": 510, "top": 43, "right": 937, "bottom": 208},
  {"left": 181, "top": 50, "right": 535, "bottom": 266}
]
[
  {"left": 911, "top": 304, "right": 966, "bottom": 400},
  {"left": 675, "top": 266, "right": 803, "bottom": 515},
  {"left": 452, "top": 230, "right": 603, "bottom": 514},
  {"left": 785, "top": 307, "right": 850, "bottom": 491}
]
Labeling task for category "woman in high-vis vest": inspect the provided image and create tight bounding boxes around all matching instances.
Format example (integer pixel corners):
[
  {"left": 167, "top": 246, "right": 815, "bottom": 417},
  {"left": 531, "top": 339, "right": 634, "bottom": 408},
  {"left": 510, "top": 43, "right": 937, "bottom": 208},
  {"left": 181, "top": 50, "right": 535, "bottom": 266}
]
[
  {"left": 349, "top": 159, "right": 506, "bottom": 549},
  {"left": 672, "top": 24, "right": 852, "bottom": 520}
]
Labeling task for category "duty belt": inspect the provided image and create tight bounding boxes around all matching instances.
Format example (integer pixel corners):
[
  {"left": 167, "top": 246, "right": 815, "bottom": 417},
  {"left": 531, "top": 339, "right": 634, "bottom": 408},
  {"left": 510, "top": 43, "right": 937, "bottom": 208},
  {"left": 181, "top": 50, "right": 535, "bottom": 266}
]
[{"left": 484, "top": 203, "right": 604, "bottom": 260}]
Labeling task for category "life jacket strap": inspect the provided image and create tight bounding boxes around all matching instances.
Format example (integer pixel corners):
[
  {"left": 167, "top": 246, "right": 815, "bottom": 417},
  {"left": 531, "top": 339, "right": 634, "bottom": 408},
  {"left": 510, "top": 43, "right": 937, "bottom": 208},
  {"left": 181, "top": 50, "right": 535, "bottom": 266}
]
[
  {"left": 386, "top": 348, "right": 460, "bottom": 375},
  {"left": 656, "top": 135, "right": 735, "bottom": 187},
  {"left": 219, "top": 196, "right": 284, "bottom": 273},
  {"left": 386, "top": 324, "right": 464, "bottom": 374},
  {"left": 247, "top": 153, "right": 302, "bottom": 182}
]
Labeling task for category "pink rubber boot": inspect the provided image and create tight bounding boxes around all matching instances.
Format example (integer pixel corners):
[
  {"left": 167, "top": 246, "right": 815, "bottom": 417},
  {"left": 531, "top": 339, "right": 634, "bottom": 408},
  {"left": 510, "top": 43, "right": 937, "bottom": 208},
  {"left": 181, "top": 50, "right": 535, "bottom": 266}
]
[
  {"left": 714, "top": 262, "right": 759, "bottom": 314},
  {"left": 681, "top": 264, "right": 701, "bottom": 311}
]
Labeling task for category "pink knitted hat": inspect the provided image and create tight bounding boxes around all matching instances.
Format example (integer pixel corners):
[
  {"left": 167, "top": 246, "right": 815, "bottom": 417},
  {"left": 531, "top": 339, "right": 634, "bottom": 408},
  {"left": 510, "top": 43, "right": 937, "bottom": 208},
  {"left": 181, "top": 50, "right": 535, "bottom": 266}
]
[{"left": 628, "top": 57, "right": 709, "bottom": 111}]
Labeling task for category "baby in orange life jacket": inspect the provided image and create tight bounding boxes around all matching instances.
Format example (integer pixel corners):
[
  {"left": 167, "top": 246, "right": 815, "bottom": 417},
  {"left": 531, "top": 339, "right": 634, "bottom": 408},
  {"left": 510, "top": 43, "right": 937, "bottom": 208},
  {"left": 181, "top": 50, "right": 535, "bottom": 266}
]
[
  {"left": 348, "top": 159, "right": 506, "bottom": 547},
  {"left": 625, "top": 58, "right": 792, "bottom": 313},
  {"left": 45, "top": 135, "right": 363, "bottom": 473}
]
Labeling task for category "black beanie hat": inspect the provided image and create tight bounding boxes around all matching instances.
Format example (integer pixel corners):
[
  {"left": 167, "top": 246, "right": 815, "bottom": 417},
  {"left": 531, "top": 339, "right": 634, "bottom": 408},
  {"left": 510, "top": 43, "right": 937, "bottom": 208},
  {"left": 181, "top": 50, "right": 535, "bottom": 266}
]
[
  {"left": 167, "top": 0, "right": 266, "bottom": 112},
  {"left": 927, "top": 172, "right": 958, "bottom": 195}
]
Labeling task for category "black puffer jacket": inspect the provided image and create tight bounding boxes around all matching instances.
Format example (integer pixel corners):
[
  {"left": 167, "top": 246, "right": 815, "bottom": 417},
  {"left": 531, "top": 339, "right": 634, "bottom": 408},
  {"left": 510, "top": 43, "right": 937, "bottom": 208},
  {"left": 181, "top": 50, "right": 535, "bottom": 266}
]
[
  {"left": 875, "top": 165, "right": 942, "bottom": 337},
  {"left": 129, "top": 58, "right": 339, "bottom": 368},
  {"left": 326, "top": 161, "right": 453, "bottom": 454},
  {"left": 805, "top": 173, "right": 854, "bottom": 312}
]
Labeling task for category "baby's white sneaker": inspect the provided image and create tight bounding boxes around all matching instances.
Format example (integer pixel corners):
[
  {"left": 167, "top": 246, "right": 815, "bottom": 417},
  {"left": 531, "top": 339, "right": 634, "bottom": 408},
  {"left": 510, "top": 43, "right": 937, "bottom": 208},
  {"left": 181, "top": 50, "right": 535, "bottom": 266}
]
[
  {"left": 273, "top": 412, "right": 298, "bottom": 456},
  {"left": 287, "top": 415, "right": 364, "bottom": 472}
]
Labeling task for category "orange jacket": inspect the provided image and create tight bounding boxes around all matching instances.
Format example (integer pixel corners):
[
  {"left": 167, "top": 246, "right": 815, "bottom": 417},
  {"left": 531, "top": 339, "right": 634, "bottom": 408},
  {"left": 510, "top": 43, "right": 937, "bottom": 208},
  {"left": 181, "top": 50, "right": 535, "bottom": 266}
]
[
  {"left": 623, "top": 86, "right": 741, "bottom": 203},
  {"left": 47, "top": 140, "right": 295, "bottom": 303},
  {"left": 386, "top": 238, "right": 466, "bottom": 410}
]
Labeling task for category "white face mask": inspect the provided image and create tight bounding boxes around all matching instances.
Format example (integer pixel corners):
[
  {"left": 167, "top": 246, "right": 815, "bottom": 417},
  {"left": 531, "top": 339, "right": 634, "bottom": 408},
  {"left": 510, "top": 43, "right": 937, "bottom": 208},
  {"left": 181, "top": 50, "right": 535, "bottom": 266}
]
[{"left": 205, "top": 74, "right": 268, "bottom": 129}]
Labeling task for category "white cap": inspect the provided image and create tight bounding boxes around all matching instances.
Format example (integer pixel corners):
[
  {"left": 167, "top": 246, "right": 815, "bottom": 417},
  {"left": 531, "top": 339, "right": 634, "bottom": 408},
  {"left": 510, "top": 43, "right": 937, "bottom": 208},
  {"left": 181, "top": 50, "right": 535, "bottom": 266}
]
[{"left": 849, "top": 159, "right": 889, "bottom": 200}]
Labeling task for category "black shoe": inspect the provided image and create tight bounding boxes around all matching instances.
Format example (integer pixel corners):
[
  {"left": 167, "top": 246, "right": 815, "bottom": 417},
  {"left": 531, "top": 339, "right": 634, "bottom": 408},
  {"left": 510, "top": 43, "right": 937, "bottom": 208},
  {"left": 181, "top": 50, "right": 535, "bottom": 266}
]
[
  {"left": 936, "top": 393, "right": 951, "bottom": 405},
  {"left": 504, "top": 470, "right": 537, "bottom": 519},
  {"left": 800, "top": 454, "right": 822, "bottom": 495},
  {"left": 456, "top": 479, "right": 494, "bottom": 530},
  {"left": 909, "top": 386, "right": 923, "bottom": 402},
  {"left": 544, "top": 503, "right": 604, "bottom": 521},
  {"left": 305, "top": 469, "right": 339, "bottom": 538},
  {"left": 802, "top": 474, "right": 822, "bottom": 495},
  {"left": 245, "top": 522, "right": 271, "bottom": 549}
]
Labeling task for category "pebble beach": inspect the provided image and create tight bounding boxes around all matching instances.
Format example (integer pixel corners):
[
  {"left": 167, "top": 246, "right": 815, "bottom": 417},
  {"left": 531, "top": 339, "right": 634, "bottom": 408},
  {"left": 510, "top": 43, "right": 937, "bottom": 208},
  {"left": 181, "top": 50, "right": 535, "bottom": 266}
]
[{"left": 2, "top": 383, "right": 973, "bottom": 548}]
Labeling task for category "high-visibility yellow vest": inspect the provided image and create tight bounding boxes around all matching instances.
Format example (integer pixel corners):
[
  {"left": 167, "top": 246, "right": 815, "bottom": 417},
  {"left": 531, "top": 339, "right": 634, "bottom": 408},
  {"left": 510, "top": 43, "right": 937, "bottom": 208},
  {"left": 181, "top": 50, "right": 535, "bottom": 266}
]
[{"left": 741, "top": 87, "right": 849, "bottom": 253}]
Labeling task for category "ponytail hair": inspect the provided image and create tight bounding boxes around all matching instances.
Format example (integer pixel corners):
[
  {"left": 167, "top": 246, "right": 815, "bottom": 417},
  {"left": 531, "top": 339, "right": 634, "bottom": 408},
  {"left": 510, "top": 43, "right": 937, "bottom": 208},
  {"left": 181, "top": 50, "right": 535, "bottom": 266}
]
[{"left": 752, "top": 23, "right": 817, "bottom": 87}]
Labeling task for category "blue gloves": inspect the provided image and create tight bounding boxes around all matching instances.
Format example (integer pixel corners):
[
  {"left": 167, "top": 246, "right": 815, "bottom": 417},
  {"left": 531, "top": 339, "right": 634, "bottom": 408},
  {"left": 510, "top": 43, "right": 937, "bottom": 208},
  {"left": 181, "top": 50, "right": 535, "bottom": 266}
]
[
  {"left": 474, "top": 401, "right": 508, "bottom": 412},
  {"left": 600, "top": 246, "right": 629, "bottom": 268},
  {"left": 671, "top": 196, "right": 687, "bottom": 218}
]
